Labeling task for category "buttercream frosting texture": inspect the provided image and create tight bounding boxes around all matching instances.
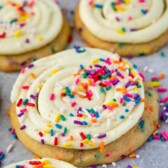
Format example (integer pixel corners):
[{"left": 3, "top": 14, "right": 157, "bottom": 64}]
[
  {"left": 11, "top": 48, "right": 145, "bottom": 149},
  {"left": 79, "top": 0, "right": 168, "bottom": 43},
  {"left": 5, "top": 158, "right": 77, "bottom": 168},
  {"left": 0, "top": 0, "right": 63, "bottom": 55}
]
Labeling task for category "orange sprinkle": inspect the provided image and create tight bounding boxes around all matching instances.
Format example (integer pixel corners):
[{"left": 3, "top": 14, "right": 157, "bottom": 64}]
[
  {"left": 55, "top": 155, "right": 62, "bottom": 160},
  {"left": 129, "top": 153, "right": 136, "bottom": 158},
  {"left": 122, "top": 86, "right": 126, "bottom": 94},
  {"left": 30, "top": 73, "right": 36, "bottom": 79},
  {"left": 148, "top": 105, "right": 153, "bottom": 112},
  {"left": 6, "top": 109, "right": 10, "bottom": 116},
  {"left": 141, "top": 98, "right": 145, "bottom": 103},
  {"left": 33, "top": 155, "right": 40, "bottom": 159},
  {"left": 118, "top": 66, "right": 125, "bottom": 71},
  {"left": 70, "top": 135, "right": 74, "bottom": 141},
  {"left": 116, "top": 88, "right": 122, "bottom": 91},
  {"left": 88, "top": 78, "right": 92, "bottom": 86},
  {"left": 100, "top": 141, "right": 105, "bottom": 153},
  {"left": 153, "top": 120, "right": 157, "bottom": 128},
  {"left": 158, "top": 73, "right": 165, "bottom": 79},
  {"left": 113, "top": 60, "right": 120, "bottom": 64},
  {"left": 157, "top": 124, "right": 161, "bottom": 129},
  {"left": 71, "top": 91, "right": 77, "bottom": 95},
  {"left": 92, "top": 118, "right": 97, "bottom": 123}
]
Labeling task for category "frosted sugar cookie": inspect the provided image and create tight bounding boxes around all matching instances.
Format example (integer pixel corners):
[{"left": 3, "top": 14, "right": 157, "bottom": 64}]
[
  {"left": 75, "top": 0, "right": 168, "bottom": 56},
  {"left": 10, "top": 48, "right": 159, "bottom": 166},
  {"left": 0, "top": 0, "right": 71, "bottom": 72}
]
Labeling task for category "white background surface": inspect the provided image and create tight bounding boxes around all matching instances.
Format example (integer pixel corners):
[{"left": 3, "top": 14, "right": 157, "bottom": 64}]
[{"left": 0, "top": 0, "right": 168, "bottom": 167}]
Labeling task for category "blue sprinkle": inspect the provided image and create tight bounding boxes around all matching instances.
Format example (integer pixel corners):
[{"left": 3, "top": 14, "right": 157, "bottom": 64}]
[
  {"left": 125, "top": 109, "right": 129, "bottom": 113},
  {"left": 141, "top": 9, "right": 148, "bottom": 15},
  {"left": 133, "top": 64, "right": 138, "bottom": 69},
  {"left": 69, "top": 113, "right": 74, "bottom": 117},
  {"left": 94, "top": 4, "right": 103, "bottom": 8},
  {"left": 135, "top": 97, "right": 141, "bottom": 104},
  {"left": 65, "top": 87, "right": 70, "bottom": 92},
  {"left": 55, "top": 124, "right": 62, "bottom": 129},
  {"left": 100, "top": 58, "right": 105, "bottom": 62},
  {"left": 120, "top": 115, "right": 125, "bottom": 119},
  {"left": 82, "top": 121, "right": 88, "bottom": 125},
  {"left": 95, "top": 111, "right": 100, "bottom": 118},
  {"left": 123, "top": 95, "right": 131, "bottom": 102},
  {"left": 147, "top": 135, "right": 153, "bottom": 142},
  {"left": 50, "top": 129, "right": 54, "bottom": 136},
  {"left": 23, "top": 98, "right": 29, "bottom": 105},
  {"left": 69, "top": 94, "right": 74, "bottom": 98},
  {"left": 80, "top": 64, "right": 84, "bottom": 69}
]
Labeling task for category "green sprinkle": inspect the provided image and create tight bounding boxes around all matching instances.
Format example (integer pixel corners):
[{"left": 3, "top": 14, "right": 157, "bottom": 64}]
[
  {"left": 100, "top": 87, "right": 105, "bottom": 93},
  {"left": 87, "top": 134, "right": 91, "bottom": 140},
  {"left": 64, "top": 127, "right": 68, "bottom": 134},
  {"left": 160, "top": 51, "right": 166, "bottom": 57},
  {"left": 61, "top": 115, "right": 66, "bottom": 121},
  {"left": 106, "top": 86, "right": 111, "bottom": 91},
  {"left": 118, "top": 43, "right": 126, "bottom": 48},
  {"left": 145, "top": 90, "right": 152, "bottom": 97},
  {"left": 50, "top": 45, "right": 56, "bottom": 54}
]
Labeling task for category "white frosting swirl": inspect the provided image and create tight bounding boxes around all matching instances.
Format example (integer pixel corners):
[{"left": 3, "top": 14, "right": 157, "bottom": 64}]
[
  {"left": 11, "top": 48, "right": 145, "bottom": 149},
  {"left": 79, "top": 0, "right": 168, "bottom": 43},
  {"left": 5, "top": 158, "right": 77, "bottom": 168},
  {"left": 0, "top": 0, "right": 63, "bottom": 55}
]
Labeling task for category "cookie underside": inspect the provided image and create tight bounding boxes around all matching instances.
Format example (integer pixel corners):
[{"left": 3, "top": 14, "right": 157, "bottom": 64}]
[
  {"left": 10, "top": 84, "right": 159, "bottom": 167},
  {"left": 0, "top": 17, "right": 71, "bottom": 72},
  {"left": 74, "top": 4, "right": 168, "bottom": 57}
]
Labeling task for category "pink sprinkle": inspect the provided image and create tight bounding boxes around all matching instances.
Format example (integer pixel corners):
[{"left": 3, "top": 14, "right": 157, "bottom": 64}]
[
  {"left": 22, "top": 86, "right": 29, "bottom": 90},
  {"left": 50, "top": 93, "right": 55, "bottom": 101},
  {"left": 125, "top": 93, "right": 133, "bottom": 98},
  {"left": 139, "top": 0, "right": 145, "bottom": 2},
  {"left": 88, "top": 90, "right": 93, "bottom": 97},
  {"left": 71, "top": 102, "right": 77, "bottom": 107},
  {"left": 161, "top": 132, "right": 168, "bottom": 140},
  {"left": 157, "top": 88, "right": 167, "bottom": 93},
  {"left": 88, "top": 0, "right": 94, "bottom": 6},
  {"left": 138, "top": 72, "right": 145, "bottom": 81},
  {"left": 153, "top": 135, "right": 160, "bottom": 139},
  {"left": 20, "top": 68, "right": 25, "bottom": 74},
  {"left": 161, "top": 96, "right": 168, "bottom": 103},
  {"left": 104, "top": 81, "right": 111, "bottom": 87},
  {"left": 11, "top": 128, "right": 15, "bottom": 134},
  {"left": 120, "top": 98, "right": 124, "bottom": 104},
  {"left": 20, "top": 108, "right": 27, "bottom": 113},
  {"left": 75, "top": 78, "right": 80, "bottom": 85},
  {"left": 105, "top": 58, "right": 112, "bottom": 65},
  {"left": 107, "top": 106, "right": 113, "bottom": 111},
  {"left": 128, "top": 16, "right": 133, "bottom": 21}
]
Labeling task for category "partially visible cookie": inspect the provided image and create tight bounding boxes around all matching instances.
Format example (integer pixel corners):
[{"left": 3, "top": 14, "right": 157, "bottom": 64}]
[
  {"left": 5, "top": 158, "right": 77, "bottom": 168},
  {"left": 0, "top": 0, "right": 71, "bottom": 72},
  {"left": 74, "top": 0, "right": 168, "bottom": 56}
]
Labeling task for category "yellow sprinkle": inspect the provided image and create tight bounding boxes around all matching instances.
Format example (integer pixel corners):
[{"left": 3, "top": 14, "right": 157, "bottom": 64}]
[
  {"left": 46, "top": 123, "right": 52, "bottom": 128},
  {"left": 37, "top": 84, "right": 43, "bottom": 89},
  {"left": 92, "top": 58, "right": 99, "bottom": 64},
  {"left": 42, "top": 160, "right": 49, "bottom": 164},
  {"left": 148, "top": 81, "right": 161, "bottom": 87},
  {"left": 44, "top": 165, "right": 55, "bottom": 168},
  {"left": 44, "top": 129, "right": 50, "bottom": 134},
  {"left": 76, "top": 87, "right": 84, "bottom": 91},
  {"left": 116, "top": 6, "right": 126, "bottom": 11},
  {"left": 38, "top": 36, "right": 43, "bottom": 42},
  {"left": 88, "top": 141, "right": 95, "bottom": 146},
  {"left": 132, "top": 166, "right": 139, "bottom": 168},
  {"left": 82, "top": 116, "right": 87, "bottom": 119},
  {"left": 55, "top": 113, "right": 61, "bottom": 123},
  {"left": 125, "top": 0, "right": 130, "bottom": 4},
  {"left": 153, "top": 130, "right": 158, "bottom": 135},
  {"left": 18, "top": 14, "right": 30, "bottom": 22},
  {"left": 13, "top": 30, "right": 22, "bottom": 38},
  {"left": 132, "top": 72, "right": 137, "bottom": 77},
  {"left": 52, "top": 69, "right": 58, "bottom": 75},
  {"left": 117, "top": 29, "right": 125, "bottom": 35},
  {"left": 133, "top": 87, "right": 138, "bottom": 91},
  {"left": 82, "top": 139, "right": 89, "bottom": 144},
  {"left": 63, "top": 142, "right": 72, "bottom": 147}
]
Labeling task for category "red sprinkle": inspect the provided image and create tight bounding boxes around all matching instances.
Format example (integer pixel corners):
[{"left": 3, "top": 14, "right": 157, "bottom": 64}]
[
  {"left": 17, "top": 98, "right": 23, "bottom": 107},
  {"left": 80, "top": 132, "right": 86, "bottom": 140}
]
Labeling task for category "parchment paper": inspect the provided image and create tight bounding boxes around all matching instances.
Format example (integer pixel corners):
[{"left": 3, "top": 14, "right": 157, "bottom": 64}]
[{"left": 0, "top": 0, "right": 168, "bottom": 167}]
